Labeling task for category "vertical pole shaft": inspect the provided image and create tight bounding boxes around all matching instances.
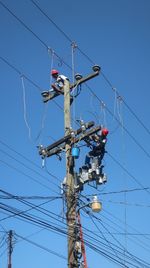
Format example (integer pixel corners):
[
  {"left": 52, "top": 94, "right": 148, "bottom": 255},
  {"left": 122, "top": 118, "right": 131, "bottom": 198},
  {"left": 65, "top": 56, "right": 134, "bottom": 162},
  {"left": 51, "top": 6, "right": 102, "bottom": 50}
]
[
  {"left": 8, "top": 230, "right": 13, "bottom": 268},
  {"left": 78, "top": 213, "right": 88, "bottom": 268},
  {"left": 64, "top": 80, "right": 76, "bottom": 268}
]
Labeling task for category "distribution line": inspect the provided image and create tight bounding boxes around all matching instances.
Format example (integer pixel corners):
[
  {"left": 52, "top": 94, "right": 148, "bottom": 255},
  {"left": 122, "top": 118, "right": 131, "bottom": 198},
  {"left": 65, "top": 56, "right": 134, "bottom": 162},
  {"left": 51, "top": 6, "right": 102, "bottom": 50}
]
[
  {"left": 2, "top": 187, "right": 148, "bottom": 264},
  {"left": 88, "top": 213, "right": 144, "bottom": 268},
  {"left": 101, "top": 72, "right": 150, "bottom": 136},
  {"left": 0, "top": 195, "right": 61, "bottom": 200},
  {"left": 0, "top": 189, "right": 68, "bottom": 235},
  {"left": 0, "top": 198, "right": 67, "bottom": 234},
  {"left": 85, "top": 203, "right": 150, "bottom": 254},
  {"left": 88, "top": 210, "right": 150, "bottom": 260},
  {"left": 0, "top": 159, "right": 59, "bottom": 194},
  {"left": 2, "top": 202, "right": 122, "bottom": 266},
  {"left": 29, "top": 0, "right": 150, "bottom": 137},
  {"left": 30, "top": 0, "right": 95, "bottom": 65},
  {"left": 0, "top": 138, "right": 61, "bottom": 183},
  {"left": 1, "top": 201, "right": 145, "bottom": 268},
  {"left": 103, "top": 209, "right": 150, "bottom": 248},
  {"left": 107, "top": 152, "right": 150, "bottom": 194},
  {"left": 86, "top": 84, "right": 150, "bottom": 159},
  {"left": 0, "top": 189, "right": 67, "bottom": 234},
  {"left": 0, "top": 1, "right": 71, "bottom": 70},
  {"left": 15, "top": 232, "right": 67, "bottom": 260},
  {"left": 0, "top": 56, "right": 41, "bottom": 92},
  {"left": 78, "top": 198, "right": 150, "bottom": 258},
  {"left": 1, "top": 52, "right": 150, "bottom": 164},
  {"left": 0, "top": 58, "right": 149, "bottom": 199},
  {"left": 2, "top": 0, "right": 149, "bottom": 140},
  {"left": 0, "top": 1, "right": 47, "bottom": 50},
  {"left": 85, "top": 187, "right": 150, "bottom": 197},
  {"left": 0, "top": 4, "right": 149, "bottom": 264},
  {"left": 87, "top": 150, "right": 149, "bottom": 199},
  {"left": 30, "top": 0, "right": 95, "bottom": 66},
  {"left": 0, "top": 188, "right": 149, "bottom": 268},
  {"left": 0, "top": 69, "right": 148, "bottom": 200},
  {"left": 0, "top": 147, "right": 60, "bottom": 186},
  {"left": 79, "top": 196, "right": 150, "bottom": 252},
  {"left": 0, "top": 203, "right": 68, "bottom": 238},
  {"left": 105, "top": 200, "right": 150, "bottom": 208}
]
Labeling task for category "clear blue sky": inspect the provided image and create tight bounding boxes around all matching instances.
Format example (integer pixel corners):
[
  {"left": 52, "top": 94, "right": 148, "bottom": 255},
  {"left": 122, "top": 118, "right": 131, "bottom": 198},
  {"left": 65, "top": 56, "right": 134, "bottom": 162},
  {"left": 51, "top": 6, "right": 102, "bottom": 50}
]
[{"left": 0, "top": 0, "right": 150, "bottom": 267}]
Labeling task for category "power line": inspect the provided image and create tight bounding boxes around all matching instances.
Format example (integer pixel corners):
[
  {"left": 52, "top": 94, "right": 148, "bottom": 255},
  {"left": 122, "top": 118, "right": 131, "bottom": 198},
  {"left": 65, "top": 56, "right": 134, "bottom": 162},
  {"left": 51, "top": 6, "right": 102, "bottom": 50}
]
[
  {"left": 0, "top": 195, "right": 60, "bottom": 200},
  {"left": 88, "top": 213, "right": 148, "bottom": 268},
  {"left": 1, "top": 50, "right": 150, "bottom": 167},
  {"left": 0, "top": 1, "right": 150, "bottom": 158},
  {"left": 15, "top": 232, "right": 66, "bottom": 260},
  {"left": 29, "top": 0, "right": 150, "bottom": 139},
  {"left": 107, "top": 152, "right": 150, "bottom": 195},
  {"left": 0, "top": 148, "right": 60, "bottom": 187},
  {"left": 0, "top": 2, "right": 149, "bottom": 266},
  {"left": 86, "top": 212, "right": 150, "bottom": 267},
  {"left": 86, "top": 187, "right": 150, "bottom": 197},
  {"left": 1, "top": 186, "right": 145, "bottom": 268},
  {"left": 86, "top": 83, "right": 150, "bottom": 159},
  {"left": 0, "top": 188, "right": 149, "bottom": 268},
  {"left": 103, "top": 209, "right": 150, "bottom": 249},
  {"left": 0, "top": 1, "right": 71, "bottom": 70},
  {"left": 101, "top": 72, "right": 150, "bottom": 136},
  {"left": 30, "top": 0, "right": 72, "bottom": 43},
  {"left": 30, "top": 0, "right": 150, "bottom": 138},
  {"left": 105, "top": 200, "right": 150, "bottom": 208},
  {"left": 0, "top": 1, "right": 48, "bottom": 50},
  {"left": 78, "top": 197, "right": 150, "bottom": 252},
  {"left": 0, "top": 159, "right": 59, "bottom": 194},
  {"left": 0, "top": 139, "right": 61, "bottom": 183},
  {"left": 0, "top": 54, "right": 149, "bottom": 199}
]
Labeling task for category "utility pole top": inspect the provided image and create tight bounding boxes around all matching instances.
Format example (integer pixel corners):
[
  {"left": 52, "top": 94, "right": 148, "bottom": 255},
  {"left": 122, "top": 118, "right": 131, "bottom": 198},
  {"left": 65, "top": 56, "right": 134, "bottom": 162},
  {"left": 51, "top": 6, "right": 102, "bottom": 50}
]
[{"left": 41, "top": 65, "right": 101, "bottom": 103}]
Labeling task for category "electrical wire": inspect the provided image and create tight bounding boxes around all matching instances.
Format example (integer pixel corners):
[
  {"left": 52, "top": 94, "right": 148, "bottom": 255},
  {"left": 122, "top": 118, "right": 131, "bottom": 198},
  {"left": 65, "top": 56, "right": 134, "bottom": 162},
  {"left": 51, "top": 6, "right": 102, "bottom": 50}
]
[
  {"left": 86, "top": 83, "right": 150, "bottom": 159},
  {"left": 78, "top": 196, "right": 150, "bottom": 252},
  {"left": 1, "top": 200, "right": 148, "bottom": 268},
  {"left": 0, "top": 138, "right": 61, "bottom": 183},
  {"left": 21, "top": 76, "right": 32, "bottom": 141},
  {"left": 0, "top": 190, "right": 149, "bottom": 268},
  {"left": 85, "top": 187, "right": 150, "bottom": 196},
  {"left": 2, "top": 187, "right": 146, "bottom": 264},
  {"left": 29, "top": 0, "right": 150, "bottom": 139},
  {"left": 0, "top": 1, "right": 71, "bottom": 70},
  {"left": 1, "top": 1, "right": 150, "bottom": 164},
  {"left": 2, "top": 52, "right": 150, "bottom": 201},
  {"left": 1, "top": 2, "right": 150, "bottom": 266},
  {"left": 15, "top": 232, "right": 66, "bottom": 260},
  {"left": 107, "top": 152, "right": 150, "bottom": 195},
  {"left": 77, "top": 198, "right": 150, "bottom": 267},
  {"left": 0, "top": 147, "right": 61, "bottom": 186},
  {"left": 1, "top": 51, "right": 150, "bottom": 169},
  {"left": 0, "top": 158, "right": 59, "bottom": 194}
]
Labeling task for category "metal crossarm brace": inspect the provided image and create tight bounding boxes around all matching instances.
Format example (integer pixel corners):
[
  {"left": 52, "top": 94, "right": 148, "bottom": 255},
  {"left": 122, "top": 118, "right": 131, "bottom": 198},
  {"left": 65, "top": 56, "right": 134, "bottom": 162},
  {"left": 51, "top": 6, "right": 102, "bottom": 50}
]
[
  {"left": 42, "top": 67, "right": 100, "bottom": 102},
  {"left": 39, "top": 121, "right": 95, "bottom": 157},
  {"left": 45, "top": 125, "right": 101, "bottom": 157}
]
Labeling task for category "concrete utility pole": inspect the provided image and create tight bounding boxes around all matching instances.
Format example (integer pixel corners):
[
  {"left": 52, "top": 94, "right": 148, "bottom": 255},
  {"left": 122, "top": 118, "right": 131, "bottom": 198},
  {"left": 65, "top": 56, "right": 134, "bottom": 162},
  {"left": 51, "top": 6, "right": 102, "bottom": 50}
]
[
  {"left": 7, "top": 230, "right": 13, "bottom": 268},
  {"left": 64, "top": 79, "right": 77, "bottom": 268}
]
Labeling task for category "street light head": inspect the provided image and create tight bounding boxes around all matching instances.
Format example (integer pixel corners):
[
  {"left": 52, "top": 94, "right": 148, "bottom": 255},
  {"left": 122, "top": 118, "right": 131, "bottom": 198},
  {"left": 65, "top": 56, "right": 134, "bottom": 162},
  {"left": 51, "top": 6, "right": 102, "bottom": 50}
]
[{"left": 91, "top": 195, "right": 102, "bottom": 213}]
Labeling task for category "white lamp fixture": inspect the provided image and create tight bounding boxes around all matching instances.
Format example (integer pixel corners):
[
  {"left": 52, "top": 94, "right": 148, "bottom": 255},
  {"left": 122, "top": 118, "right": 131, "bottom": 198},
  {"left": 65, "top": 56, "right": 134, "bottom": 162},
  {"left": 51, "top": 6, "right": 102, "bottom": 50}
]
[{"left": 91, "top": 195, "right": 102, "bottom": 213}]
